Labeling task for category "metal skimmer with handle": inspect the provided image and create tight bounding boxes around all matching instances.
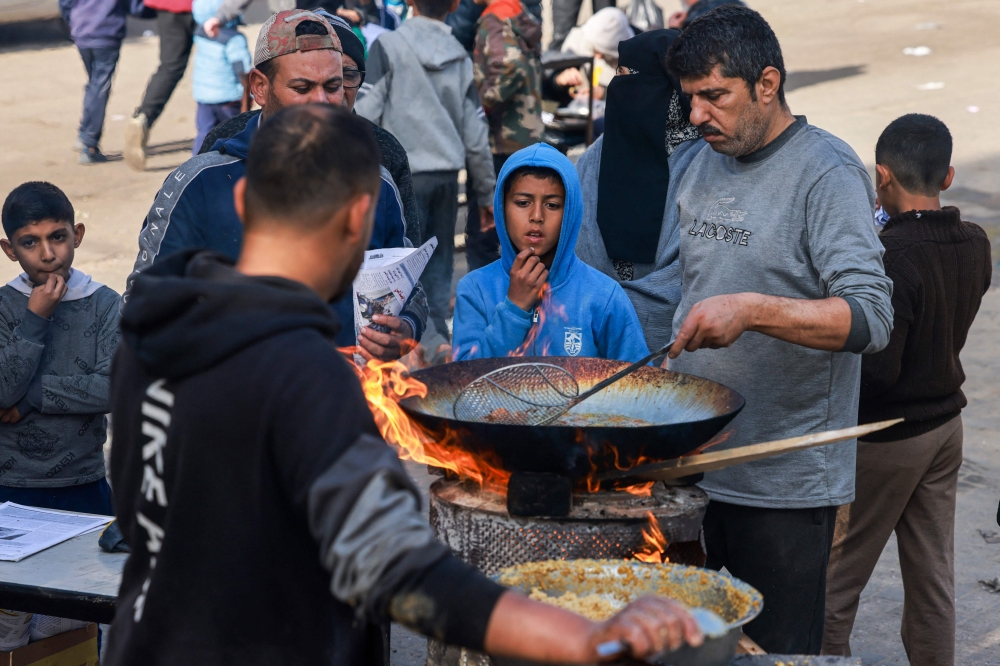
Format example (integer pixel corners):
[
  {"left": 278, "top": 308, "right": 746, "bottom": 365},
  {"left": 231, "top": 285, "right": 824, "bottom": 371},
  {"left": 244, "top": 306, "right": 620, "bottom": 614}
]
[{"left": 452, "top": 342, "right": 674, "bottom": 426}]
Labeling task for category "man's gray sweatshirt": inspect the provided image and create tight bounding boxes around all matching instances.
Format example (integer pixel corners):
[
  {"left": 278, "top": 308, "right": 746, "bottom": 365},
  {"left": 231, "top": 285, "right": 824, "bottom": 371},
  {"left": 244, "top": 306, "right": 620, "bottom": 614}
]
[
  {"left": 670, "top": 117, "right": 894, "bottom": 509},
  {"left": 0, "top": 280, "right": 120, "bottom": 488}
]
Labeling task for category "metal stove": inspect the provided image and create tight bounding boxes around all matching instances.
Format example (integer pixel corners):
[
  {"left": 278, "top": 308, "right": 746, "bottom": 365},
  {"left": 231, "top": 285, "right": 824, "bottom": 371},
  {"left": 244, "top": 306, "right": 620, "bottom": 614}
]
[{"left": 429, "top": 477, "right": 709, "bottom": 573}]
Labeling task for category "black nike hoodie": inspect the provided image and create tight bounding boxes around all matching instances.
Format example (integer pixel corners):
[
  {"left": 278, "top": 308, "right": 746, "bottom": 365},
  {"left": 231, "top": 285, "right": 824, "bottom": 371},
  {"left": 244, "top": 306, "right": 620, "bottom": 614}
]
[{"left": 106, "top": 251, "right": 504, "bottom": 666}]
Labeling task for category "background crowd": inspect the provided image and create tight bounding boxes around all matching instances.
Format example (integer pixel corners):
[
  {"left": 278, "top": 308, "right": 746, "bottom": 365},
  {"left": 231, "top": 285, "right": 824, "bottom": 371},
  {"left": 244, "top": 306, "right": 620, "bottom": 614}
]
[{"left": 1, "top": 0, "right": 998, "bottom": 663}]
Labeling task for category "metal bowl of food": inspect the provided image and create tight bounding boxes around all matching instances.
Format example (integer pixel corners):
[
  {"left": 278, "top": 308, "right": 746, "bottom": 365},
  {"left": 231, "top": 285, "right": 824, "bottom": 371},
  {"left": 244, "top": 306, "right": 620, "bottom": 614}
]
[{"left": 493, "top": 559, "right": 763, "bottom": 666}]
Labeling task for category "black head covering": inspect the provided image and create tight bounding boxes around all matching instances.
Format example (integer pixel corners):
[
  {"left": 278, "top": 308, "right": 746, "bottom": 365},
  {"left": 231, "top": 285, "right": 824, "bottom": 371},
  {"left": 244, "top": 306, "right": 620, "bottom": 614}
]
[
  {"left": 596, "top": 29, "right": 697, "bottom": 264},
  {"left": 315, "top": 10, "right": 366, "bottom": 74}
]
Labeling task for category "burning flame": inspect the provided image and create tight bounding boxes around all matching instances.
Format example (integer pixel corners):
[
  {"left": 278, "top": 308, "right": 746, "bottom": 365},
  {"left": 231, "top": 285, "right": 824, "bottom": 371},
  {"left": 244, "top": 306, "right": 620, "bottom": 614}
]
[
  {"left": 583, "top": 443, "right": 655, "bottom": 493},
  {"left": 346, "top": 352, "right": 510, "bottom": 492},
  {"left": 633, "top": 511, "right": 669, "bottom": 564},
  {"left": 508, "top": 284, "right": 560, "bottom": 357}
]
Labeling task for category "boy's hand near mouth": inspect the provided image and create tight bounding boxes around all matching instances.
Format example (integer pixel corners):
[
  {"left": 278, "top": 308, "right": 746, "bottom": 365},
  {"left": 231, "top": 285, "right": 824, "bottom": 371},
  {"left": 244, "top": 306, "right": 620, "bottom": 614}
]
[
  {"left": 28, "top": 273, "right": 68, "bottom": 319},
  {"left": 508, "top": 247, "right": 548, "bottom": 312}
]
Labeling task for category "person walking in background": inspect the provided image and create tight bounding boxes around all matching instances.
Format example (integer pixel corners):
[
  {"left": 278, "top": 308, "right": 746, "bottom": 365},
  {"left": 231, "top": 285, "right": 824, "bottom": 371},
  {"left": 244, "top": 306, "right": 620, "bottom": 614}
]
[
  {"left": 466, "top": 0, "right": 543, "bottom": 271},
  {"left": 124, "top": 0, "right": 195, "bottom": 171},
  {"left": 59, "top": 0, "right": 126, "bottom": 165},
  {"left": 190, "top": 0, "right": 251, "bottom": 155},
  {"left": 823, "top": 114, "right": 993, "bottom": 665},
  {"left": 356, "top": 0, "right": 496, "bottom": 346}
]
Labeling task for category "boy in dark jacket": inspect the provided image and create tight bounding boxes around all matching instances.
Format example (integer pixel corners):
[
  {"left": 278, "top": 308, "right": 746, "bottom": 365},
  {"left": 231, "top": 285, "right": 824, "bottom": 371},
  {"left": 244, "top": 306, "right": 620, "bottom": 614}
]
[
  {"left": 59, "top": 0, "right": 126, "bottom": 164},
  {"left": 108, "top": 103, "right": 701, "bottom": 666},
  {"left": 824, "top": 114, "right": 993, "bottom": 665}
]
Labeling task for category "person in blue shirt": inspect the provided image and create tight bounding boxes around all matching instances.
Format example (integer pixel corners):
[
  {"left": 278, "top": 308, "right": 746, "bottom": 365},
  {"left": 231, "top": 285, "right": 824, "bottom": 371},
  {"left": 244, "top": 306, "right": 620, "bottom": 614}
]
[{"left": 452, "top": 143, "right": 649, "bottom": 361}]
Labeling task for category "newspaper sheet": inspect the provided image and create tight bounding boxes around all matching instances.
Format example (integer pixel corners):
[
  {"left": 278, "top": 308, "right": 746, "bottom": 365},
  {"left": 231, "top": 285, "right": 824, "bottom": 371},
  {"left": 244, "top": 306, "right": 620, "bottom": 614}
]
[
  {"left": 352, "top": 237, "right": 437, "bottom": 363},
  {"left": 0, "top": 503, "right": 113, "bottom": 562}
]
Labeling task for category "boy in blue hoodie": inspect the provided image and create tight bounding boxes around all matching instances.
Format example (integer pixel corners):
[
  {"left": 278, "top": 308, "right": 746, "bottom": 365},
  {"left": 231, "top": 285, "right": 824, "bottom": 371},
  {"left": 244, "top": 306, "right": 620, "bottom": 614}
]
[
  {"left": 453, "top": 143, "right": 648, "bottom": 361},
  {"left": 190, "top": 0, "right": 252, "bottom": 155}
]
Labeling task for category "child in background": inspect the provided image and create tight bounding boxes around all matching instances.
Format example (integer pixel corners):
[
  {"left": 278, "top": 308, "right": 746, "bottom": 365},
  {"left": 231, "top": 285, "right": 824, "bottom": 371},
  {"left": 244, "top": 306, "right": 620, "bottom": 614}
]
[
  {"left": 452, "top": 143, "right": 648, "bottom": 361},
  {"left": 466, "top": 0, "right": 543, "bottom": 270},
  {"left": 824, "top": 114, "right": 993, "bottom": 662},
  {"left": 0, "top": 182, "right": 120, "bottom": 514},
  {"left": 191, "top": 0, "right": 252, "bottom": 155},
  {"left": 59, "top": 0, "right": 127, "bottom": 164}
]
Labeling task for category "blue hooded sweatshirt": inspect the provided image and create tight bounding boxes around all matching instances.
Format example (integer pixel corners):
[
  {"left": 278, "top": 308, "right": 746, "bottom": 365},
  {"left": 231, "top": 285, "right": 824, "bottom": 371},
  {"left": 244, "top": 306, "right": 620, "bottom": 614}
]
[
  {"left": 123, "top": 111, "right": 423, "bottom": 345},
  {"left": 192, "top": 0, "right": 252, "bottom": 105},
  {"left": 452, "top": 144, "right": 649, "bottom": 361}
]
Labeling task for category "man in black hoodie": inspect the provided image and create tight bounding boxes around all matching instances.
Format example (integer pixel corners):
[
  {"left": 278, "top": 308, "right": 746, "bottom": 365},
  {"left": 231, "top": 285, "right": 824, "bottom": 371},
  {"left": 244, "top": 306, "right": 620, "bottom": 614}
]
[{"left": 109, "top": 104, "right": 702, "bottom": 665}]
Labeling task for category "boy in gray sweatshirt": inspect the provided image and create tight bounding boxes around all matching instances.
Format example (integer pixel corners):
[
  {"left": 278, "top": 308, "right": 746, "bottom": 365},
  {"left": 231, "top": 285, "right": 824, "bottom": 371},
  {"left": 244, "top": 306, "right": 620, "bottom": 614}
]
[{"left": 0, "top": 182, "right": 120, "bottom": 515}]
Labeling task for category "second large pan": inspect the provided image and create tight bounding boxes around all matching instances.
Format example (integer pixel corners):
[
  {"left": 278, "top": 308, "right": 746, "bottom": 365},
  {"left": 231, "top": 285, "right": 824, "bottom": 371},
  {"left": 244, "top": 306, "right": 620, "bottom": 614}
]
[{"left": 399, "top": 357, "right": 745, "bottom": 480}]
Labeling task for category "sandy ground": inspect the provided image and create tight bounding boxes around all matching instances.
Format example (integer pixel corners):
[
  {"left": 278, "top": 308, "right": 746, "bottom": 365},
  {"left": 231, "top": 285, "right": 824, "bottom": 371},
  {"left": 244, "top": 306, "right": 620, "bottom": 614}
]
[{"left": 1, "top": 0, "right": 999, "bottom": 663}]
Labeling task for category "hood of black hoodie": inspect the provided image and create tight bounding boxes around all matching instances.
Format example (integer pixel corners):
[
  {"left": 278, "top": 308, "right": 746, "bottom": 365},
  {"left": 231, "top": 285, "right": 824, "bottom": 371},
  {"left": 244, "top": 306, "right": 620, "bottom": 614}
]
[{"left": 121, "top": 250, "right": 340, "bottom": 380}]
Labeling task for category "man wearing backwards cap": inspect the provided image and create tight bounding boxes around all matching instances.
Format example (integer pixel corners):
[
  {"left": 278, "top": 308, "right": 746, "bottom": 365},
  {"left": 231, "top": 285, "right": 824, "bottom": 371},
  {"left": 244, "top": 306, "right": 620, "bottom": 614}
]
[{"left": 125, "top": 10, "right": 427, "bottom": 360}]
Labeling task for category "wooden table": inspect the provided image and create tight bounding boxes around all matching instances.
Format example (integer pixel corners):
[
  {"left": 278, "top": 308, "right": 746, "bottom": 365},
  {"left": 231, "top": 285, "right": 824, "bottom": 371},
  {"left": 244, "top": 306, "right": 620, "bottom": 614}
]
[{"left": 0, "top": 530, "right": 125, "bottom": 623}]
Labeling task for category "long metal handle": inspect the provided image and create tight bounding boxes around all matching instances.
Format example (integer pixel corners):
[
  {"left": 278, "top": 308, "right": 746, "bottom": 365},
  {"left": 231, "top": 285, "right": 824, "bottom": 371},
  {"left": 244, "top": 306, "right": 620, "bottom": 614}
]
[
  {"left": 568, "top": 340, "right": 674, "bottom": 409},
  {"left": 596, "top": 418, "right": 904, "bottom": 482}
]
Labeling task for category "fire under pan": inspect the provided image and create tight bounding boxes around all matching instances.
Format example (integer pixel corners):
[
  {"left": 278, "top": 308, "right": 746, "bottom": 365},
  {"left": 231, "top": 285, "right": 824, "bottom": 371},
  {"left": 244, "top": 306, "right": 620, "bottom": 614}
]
[{"left": 429, "top": 478, "right": 709, "bottom": 574}]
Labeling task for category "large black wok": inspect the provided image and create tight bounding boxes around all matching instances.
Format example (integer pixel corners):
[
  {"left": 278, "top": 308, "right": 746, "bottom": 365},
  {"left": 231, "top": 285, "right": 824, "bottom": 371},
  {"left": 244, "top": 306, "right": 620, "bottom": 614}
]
[{"left": 400, "top": 357, "right": 744, "bottom": 480}]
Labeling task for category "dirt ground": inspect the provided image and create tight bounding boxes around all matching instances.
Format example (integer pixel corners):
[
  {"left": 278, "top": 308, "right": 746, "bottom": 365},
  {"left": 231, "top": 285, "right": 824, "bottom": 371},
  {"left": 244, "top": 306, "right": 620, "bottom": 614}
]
[{"left": 1, "top": 0, "right": 998, "bottom": 663}]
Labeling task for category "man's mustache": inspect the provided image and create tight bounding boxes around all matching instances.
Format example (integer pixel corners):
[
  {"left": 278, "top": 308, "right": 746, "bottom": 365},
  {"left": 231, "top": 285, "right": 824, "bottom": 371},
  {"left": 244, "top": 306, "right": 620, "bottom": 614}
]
[{"left": 700, "top": 123, "right": 723, "bottom": 136}]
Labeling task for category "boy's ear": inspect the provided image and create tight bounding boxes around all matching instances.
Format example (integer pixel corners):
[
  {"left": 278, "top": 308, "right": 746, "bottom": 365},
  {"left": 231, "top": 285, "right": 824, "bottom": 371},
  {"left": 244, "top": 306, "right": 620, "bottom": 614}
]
[
  {"left": 73, "top": 223, "right": 85, "bottom": 248},
  {"left": 941, "top": 166, "right": 955, "bottom": 192},
  {"left": 0, "top": 239, "right": 16, "bottom": 264},
  {"left": 449, "top": 0, "right": 461, "bottom": 13},
  {"left": 874, "top": 163, "right": 891, "bottom": 190}
]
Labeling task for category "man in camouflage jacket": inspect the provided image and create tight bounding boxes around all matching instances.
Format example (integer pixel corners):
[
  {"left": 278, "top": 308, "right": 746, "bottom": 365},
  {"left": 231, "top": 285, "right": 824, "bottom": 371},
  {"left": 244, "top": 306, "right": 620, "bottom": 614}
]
[{"left": 472, "top": 0, "right": 544, "bottom": 157}]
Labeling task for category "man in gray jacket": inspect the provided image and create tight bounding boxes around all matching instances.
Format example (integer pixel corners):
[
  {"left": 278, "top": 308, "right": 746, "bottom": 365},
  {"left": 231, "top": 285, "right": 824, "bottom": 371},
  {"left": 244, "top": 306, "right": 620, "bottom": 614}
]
[
  {"left": 663, "top": 6, "right": 893, "bottom": 655},
  {"left": 356, "top": 0, "right": 496, "bottom": 343}
]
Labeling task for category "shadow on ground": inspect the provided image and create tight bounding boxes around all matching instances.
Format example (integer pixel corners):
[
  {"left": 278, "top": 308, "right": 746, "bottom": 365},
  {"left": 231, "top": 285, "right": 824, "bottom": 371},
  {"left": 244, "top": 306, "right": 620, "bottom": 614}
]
[{"left": 786, "top": 66, "right": 866, "bottom": 93}]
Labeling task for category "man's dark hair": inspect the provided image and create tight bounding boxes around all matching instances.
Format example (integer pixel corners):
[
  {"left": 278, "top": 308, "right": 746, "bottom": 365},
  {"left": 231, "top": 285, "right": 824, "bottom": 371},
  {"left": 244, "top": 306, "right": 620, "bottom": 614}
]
[
  {"left": 255, "top": 20, "right": 332, "bottom": 82},
  {"left": 875, "top": 114, "right": 953, "bottom": 196},
  {"left": 667, "top": 4, "right": 786, "bottom": 104},
  {"left": 503, "top": 166, "right": 564, "bottom": 200},
  {"left": 245, "top": 105, "right": 381, "bottom": 227},
  {"left": 413, "top": 0, "right": 453, "bottom": 20},
  {"left": 2, "top": 181, "right": 74, "bottom": 238}
]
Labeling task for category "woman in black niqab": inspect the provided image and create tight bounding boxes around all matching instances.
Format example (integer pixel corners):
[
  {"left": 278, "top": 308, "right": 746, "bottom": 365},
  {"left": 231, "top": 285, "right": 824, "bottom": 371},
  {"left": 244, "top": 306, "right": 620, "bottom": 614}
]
[{"left": 595, "top": 29, "right": 699, "bottom": 271}]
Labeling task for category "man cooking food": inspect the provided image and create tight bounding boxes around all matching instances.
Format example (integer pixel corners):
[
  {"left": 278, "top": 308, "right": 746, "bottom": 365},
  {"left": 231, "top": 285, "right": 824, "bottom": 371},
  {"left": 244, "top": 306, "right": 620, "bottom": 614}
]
[
  {"left": 663, "top": 6, "right": 893, "bottom": 654},
  {"left": 106, "top": 104, "right": 703, "bottom": 665}
]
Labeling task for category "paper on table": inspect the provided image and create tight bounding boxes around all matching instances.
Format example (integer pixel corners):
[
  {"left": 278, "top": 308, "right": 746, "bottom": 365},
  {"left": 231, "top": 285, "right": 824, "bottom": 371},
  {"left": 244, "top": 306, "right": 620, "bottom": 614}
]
[
  {"left": 0, "top": 503, "right": 112, "bottom": 562},
  {"left": 352, "top": 237, "right": 438, "bottom": 364}
]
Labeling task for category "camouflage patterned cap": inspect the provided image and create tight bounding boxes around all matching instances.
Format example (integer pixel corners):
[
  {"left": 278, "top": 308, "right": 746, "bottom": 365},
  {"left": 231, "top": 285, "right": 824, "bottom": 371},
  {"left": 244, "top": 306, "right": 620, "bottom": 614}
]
[{"left": 253, "top": 10, "right": 343, "bottom": 68}]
